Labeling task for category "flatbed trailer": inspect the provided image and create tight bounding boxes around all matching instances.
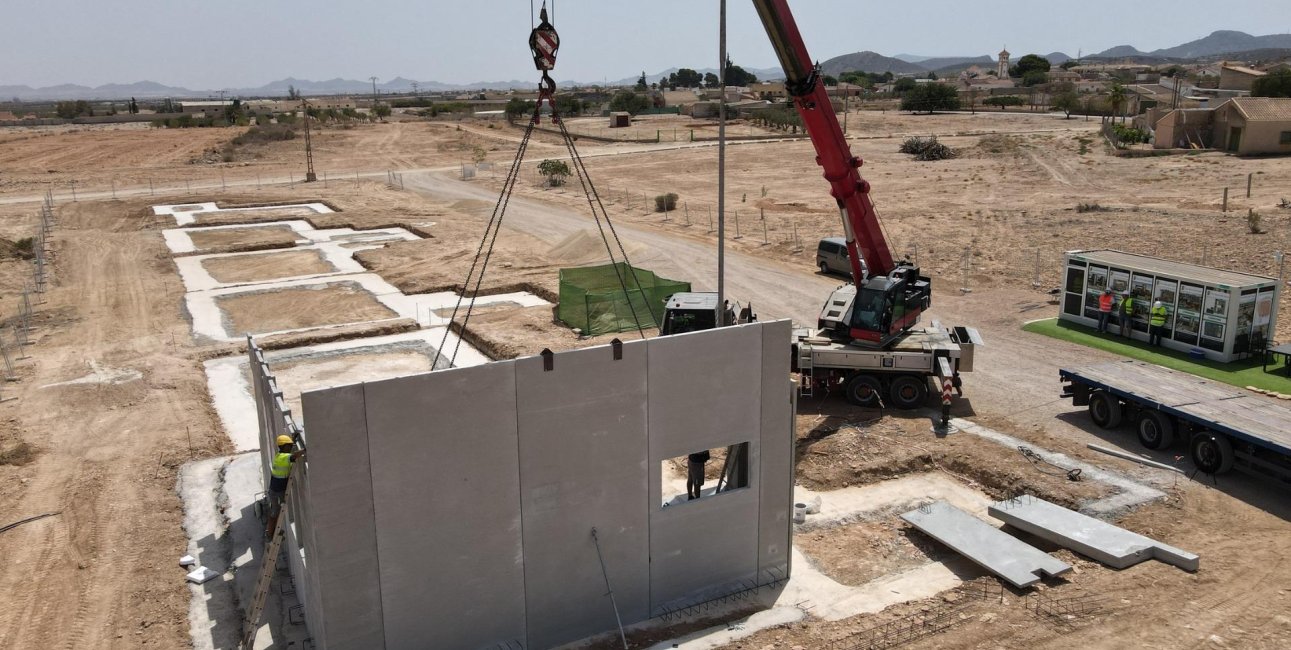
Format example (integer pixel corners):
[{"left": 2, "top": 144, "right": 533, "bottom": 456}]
[{"left": 1060, "top": 360, "right": 1291, "bottom": 480}]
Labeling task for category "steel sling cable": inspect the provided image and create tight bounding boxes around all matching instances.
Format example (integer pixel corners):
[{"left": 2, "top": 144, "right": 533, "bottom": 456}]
[
  {"left": 550, "top": 109, "right": 649, "bottom": 338},
  {"left": 432, "top": 104, "right": 541, "bottom": 368}
]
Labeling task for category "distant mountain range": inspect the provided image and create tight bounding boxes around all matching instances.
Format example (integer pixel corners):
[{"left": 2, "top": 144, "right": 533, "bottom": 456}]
[
  {"left": 1092, "top": 30, "right": 1291, "bottom": 59},
  {"left": 5, "top": 30, "right": 1289, "bottom": 102},
  {"left": 822, "top": 51, "right": 1071, "bottom": 76}
]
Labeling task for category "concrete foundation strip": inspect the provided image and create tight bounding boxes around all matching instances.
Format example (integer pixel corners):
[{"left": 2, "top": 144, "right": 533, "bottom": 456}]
[
  {"left": 988, "top": 495, "right": 1199, "bottom": 571},
  {"left": 900, "top": 500, "right": 1071, "bottom": 588}
]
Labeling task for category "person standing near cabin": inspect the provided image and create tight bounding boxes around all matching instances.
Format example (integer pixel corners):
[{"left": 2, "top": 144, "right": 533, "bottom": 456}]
[
  {"left": 1097, "top": 289, "right": 1114, "bottom": 333},
  {"left": 1149, "top": 300, "right": 1169, "bottom": 346},
  {"left": 687, "top": 449, "right": 711, "bottom": 500},
  {"left": 1119, "top": 292, "right": 1134, "bottom": 338}
]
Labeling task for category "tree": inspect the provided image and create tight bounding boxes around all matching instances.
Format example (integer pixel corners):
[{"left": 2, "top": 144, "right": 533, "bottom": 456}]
[
  {"left": 505, "top": 97, "right": 535, "bottom": 123},
  {"left": 1252, "top": 69, "right": 1291, "bottom": 98},
  {"left": 984, "top": 95, "right": 1024, "bottom": 110},
  {"left": 1060, "top": 60, "right": 1080, "bottom": 70},
  {"left": 893, "top": 77, "right": 917, "bottom": 94},
  {"left": 372, "top": 103, "right": 392, "bottom": 121},
  {"left": 822, "top": 74, "right": 838, "bottom": 86},
  {"left": 609, "top": 91, "right": 650, "bottom": 114},
  {"left": 1009, "top": 54, "right": 1051, "bottom": 79},
  {"left": 1022, "top": 70, "right": 1050, "bottom": 87},
  {"left": 554, "top": 94, "right": 584, "bottom": 116},
  {"left": 537, "top": 159, "right": 570, "bottom": 187},
  {"left": 635, "top": 72, "right": 648, "bottom": 91},
  {"left": 1106, "top": 81, "right": 1128, "bottom": 123},
  {"left": 900, "top": 83, "right": 960, "bottom": 113},
  {"left": 703, "top": 72, "right": 720, "bottom": 88},
  {"left": 287, "top": 85, "right": 300, "bottom": 100},
  {"left": 927, "top": 71, "right": 938, "bottom": 81},
  {"left": 129, "top": 97, "right": 139, "bottom": 114},
  {"left": 724, "top": 56, "right": 758, "bottom": 86},
  {"left": 1052, "top": 90, "right": 1080, "bottom": 118},
  {"left": 672, "top": 68, "right": 702, "bottom": 88}
]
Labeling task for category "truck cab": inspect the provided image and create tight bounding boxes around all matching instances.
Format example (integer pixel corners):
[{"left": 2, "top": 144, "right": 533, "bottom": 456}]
[{"left": 659, "top": 292, "right": 755, "bottom": 335}]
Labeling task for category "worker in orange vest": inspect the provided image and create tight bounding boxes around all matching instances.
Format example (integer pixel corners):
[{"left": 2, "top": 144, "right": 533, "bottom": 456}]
[{"left": 1097, "top": 288, "right": 1114, "bottom": 333}]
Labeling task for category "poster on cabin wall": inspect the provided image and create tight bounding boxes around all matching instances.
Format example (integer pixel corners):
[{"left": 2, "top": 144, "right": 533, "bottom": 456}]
[
  {"left": 1109, "top": 270, "right": 1129, "bottom": 294},
  {"left": 1255, "top": 292, "right": 1274, "bottom": 328}
]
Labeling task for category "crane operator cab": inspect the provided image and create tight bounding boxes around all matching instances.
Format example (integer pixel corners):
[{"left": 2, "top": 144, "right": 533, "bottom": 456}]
[{"left": 817, "top": 263, "right": 930, "bottom": 347}]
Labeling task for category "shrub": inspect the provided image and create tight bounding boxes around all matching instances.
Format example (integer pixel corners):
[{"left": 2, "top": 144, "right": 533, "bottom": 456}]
[
  {"left": 230, "top": 125, "right": 297, "bottom": 146},
  {"left": 899, "top": 136, "right": 958, "bottom": 161},
  {"left": 537, "top": 159, "right": 571, "bottom": 186},
  {"left": 1248, "top": 210, "right": 1264, "bottom": 234},
  {"left": 654, "top": 193, "right": 679, "bottom": 212},
  {"left": 1075, "top": 203, "right": 1110, "bottom": 213}
]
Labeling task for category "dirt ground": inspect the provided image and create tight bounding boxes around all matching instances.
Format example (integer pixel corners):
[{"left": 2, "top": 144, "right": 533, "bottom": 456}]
[
  {"left": 184, "top": 224, "right": 299, "bottom": 253},
  {"left": 215, "top": 282, "right": 397, "bottom": 335},
  {"left": 3, "top": 109, "right": 1291, "bottom": 649},
  {"left": 200, "top": 248, "right": 334, "bottom": 284}
]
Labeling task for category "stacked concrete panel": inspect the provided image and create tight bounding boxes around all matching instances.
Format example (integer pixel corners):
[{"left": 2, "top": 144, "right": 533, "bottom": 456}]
[
  {"left": 901, "top": 500, "right": 1072, "bottom": 588},
  {"left": 278, "top": 320, "right": 794, "bottom": 649}
]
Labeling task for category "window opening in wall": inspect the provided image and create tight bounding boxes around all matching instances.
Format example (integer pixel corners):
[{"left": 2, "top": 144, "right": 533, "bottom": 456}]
[{"left": 661, "top": 442, "right": 750, "bottom": 507}]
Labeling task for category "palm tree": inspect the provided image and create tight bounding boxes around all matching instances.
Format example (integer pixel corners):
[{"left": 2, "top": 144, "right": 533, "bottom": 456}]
[{"left": 1107, "top": 82, "right": 1128, "bottom": 125}]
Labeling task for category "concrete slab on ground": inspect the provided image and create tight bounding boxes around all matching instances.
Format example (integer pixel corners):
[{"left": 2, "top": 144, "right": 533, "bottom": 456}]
[
  {"left": 162, "top": 219, "right": 420, "bottom": 256},
  {"left": 178, "top": 453, "right": 309, "bottom": 650},
  {"left": 153, "top": 201, "right": 333, "bottom": 226},
  {"left": 989, "top": 495, "right": 1199, "bottom": 571},
  {"left": 901, "top": 500, "right": 1071, "bottom": 588}
]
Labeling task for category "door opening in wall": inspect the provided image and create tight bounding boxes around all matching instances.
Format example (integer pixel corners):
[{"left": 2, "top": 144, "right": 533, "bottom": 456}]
[{"left": 662, "top": 442, "right": 750, "bottom": 506}]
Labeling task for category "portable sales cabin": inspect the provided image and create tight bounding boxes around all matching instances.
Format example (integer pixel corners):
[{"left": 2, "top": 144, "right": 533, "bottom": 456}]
[{"left": 1060, "top": 249, "right": 1280, "bottom": 363}]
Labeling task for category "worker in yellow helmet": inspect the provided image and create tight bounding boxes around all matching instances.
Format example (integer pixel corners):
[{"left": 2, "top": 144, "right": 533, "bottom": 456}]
[{"left": 265, "top": 434, "right": 305, "bottom": 538}]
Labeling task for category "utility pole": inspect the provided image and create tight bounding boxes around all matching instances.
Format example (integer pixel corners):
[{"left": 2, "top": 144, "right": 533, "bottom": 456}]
[
  {"left": 411, "top": 81, "right": 419, "bottom": 97},
  {"left": 716, "top": 0, "right": 727, "bottom": 323},
  {"left": 370, "top": 76, "right": 379, "bottom": 106},
  {"left": 302, "top": 99, "right": 317, "bottom": 182}
]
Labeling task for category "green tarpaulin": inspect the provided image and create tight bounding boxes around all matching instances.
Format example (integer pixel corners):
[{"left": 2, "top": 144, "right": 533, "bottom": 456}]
[{"left": 558, "top": 263, "right": 690, "bottom": 335}]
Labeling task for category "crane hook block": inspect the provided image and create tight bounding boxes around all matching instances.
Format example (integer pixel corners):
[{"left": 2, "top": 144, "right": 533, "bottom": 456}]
[{"left": 530, "top": 7, "right": 560, "bottom": 72}]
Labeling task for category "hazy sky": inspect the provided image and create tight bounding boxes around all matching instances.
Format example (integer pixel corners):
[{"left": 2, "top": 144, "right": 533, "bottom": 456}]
[{"left": 4, "top": 0, "right": 1291, "bottom": 89}]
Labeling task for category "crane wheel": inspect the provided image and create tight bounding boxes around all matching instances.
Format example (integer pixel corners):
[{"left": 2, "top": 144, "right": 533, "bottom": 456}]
[
  {"left": 1190, "top": 432, "right": 1235, "bottom": 475},
  {"left": 845, "top": 374, "right": 883, "bottom": 408},
  {"left": 1136, "top": 411, "right": 1175, "bottom": 450},
  {"left": 888, "top": 375, "right": 928, "bottom": 410},
  {"left": 1088, "top": 390, "right": 1122, "bottom": 429}
]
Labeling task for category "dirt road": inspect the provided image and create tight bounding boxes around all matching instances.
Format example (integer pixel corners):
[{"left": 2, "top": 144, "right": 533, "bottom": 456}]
[{"left": 0, "top": 200, "right": 223, "bottom": 649}]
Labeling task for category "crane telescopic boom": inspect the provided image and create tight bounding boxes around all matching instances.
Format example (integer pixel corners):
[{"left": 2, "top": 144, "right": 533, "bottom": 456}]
[{"left": 751, "top": 0, "right": 929, "bottom": 346}]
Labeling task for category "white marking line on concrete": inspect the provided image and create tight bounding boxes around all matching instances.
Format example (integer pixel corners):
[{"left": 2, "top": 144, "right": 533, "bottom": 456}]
[
  {"left": 153, "top": 201, "right": 333, "bottom": 226},
  {"left": 205, "top": 328, "right": 490, "bottom": 451},
  {"left": 162, "top": 219, "right": 419, "bottom": 256},
  {"left": 902, "top": 500, "right": 1071, "bottom": 589},
  {"left": 989, "top": 495, "right": 1199, "bottom": 571},
  {"left": 950, "top": 417, "right": 1167, "bottom": 516}
]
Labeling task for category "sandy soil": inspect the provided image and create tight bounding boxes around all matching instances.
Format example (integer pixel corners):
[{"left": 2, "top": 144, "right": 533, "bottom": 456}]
[
  {"left": 0, "top": 197, "right": 227, "bottom": 649},
  {"left": 459, "top": 304, "right": 655, "bottom": 360},
  {"left": 184, "top": 224, "right": 299, "bottom": 253},
  {"left": 201, "top": 248, "right": 334, "bottom": 284},
  {"left": 4, "top": 110, "right": 1291, "bottom": 649},
  {"left": 215, "top": 282, "right": 397, "bottom": 335}
]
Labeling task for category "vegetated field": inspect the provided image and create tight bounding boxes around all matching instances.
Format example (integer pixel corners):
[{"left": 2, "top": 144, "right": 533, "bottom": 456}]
[{"left": 1, "top": 108, "right": 1290, "bottom": 649}]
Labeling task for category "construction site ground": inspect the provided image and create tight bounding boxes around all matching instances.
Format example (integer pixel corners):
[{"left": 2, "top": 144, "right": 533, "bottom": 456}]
[{"left": 1, "top": 108, "right": 1290, "bottom": 649}]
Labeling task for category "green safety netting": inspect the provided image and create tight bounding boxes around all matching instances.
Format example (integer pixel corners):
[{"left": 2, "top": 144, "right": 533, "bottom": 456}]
[{"left": 558, "top": 263, "right": 690, "bottom": 335}]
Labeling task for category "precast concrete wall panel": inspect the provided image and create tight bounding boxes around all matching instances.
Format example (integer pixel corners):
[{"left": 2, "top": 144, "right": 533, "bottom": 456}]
[
  {"left": 757, "top": 320, "right": 794, "bottom": 580},
  {"left": 646, "top": 326, "right": 764, "bottom": 612},
  {"left": 514, "top": 344, "right": 651, "bottom": 649},
  {"left": 363, "top": 363, "right": 527, "bottom": 649},
  {"left": 299, "top": 384, "right": 385, "bottom": 649}
]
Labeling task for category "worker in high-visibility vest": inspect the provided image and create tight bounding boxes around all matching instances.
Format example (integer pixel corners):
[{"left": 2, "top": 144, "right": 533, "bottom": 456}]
[
  {"left": 1118, "top": 293, "right": 1135, "bottom": 339},
  {"left": 265, "top": 434, "right": 305, "bottom": 538},
  {"left": 1149, "top": 300, "right": 1169, "bottom": 346},
  {"left": 1097, "top": 289, "right": 1114, "bottom": 333}
]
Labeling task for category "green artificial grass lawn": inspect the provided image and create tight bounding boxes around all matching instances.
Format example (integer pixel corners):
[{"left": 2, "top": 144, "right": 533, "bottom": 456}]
[{"left": 1022, "top": 318, "right": 1291, "bottom": 395}]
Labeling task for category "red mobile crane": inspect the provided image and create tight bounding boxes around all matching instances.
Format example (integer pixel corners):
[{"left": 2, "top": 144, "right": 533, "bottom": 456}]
[{"left": 663, "top": 1, "right": 979, "bottom": 410}]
